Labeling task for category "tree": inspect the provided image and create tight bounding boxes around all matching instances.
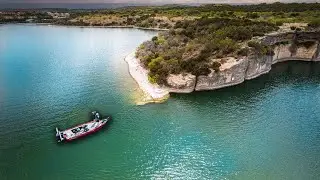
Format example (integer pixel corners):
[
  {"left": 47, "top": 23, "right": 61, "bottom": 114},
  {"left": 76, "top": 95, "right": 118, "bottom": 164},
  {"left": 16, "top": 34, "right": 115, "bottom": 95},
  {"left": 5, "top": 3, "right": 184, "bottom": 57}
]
[{"left": 152, "top": 36, "right": 158, "bottom": 42}]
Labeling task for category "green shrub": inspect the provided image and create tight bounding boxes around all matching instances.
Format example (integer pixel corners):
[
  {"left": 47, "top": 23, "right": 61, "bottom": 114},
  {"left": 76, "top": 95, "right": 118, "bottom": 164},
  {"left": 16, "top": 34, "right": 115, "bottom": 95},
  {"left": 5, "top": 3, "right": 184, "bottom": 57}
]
[
  {"left": 225, "top": 26, "right": 253, "bottom": 41},
  {"left": 141, "top": 53, "right": 158, "bottom": 67},
  {"left": 248, "top": 41, "right": 269, "bottom": 55},
  {"left": 248, "top": 41, "right": 260, "bottom": 48},
  {"left": 237, "top": 47, "right": 250, "bottom": 56},
  {"left": 275, "top": 21, "right": 284, "bottom": 26},
  {"left": 148, "top": 56, "right": 164, "bottom": 72},
  {"left": 152, "top": 36, "right": 158, "bottom": 42},
  {"left": 148, "top": 74, "right": 159, "bottom": 84},
  {"left": 219, "top": 38, "right": 238, "bottom": 54},
  {"left": 246, "top": 12, "right": 259, "bottom": 19},
  {"left": 290, "top": 12, "right": 300, "bottom": 17},
  {"left": 156, "top": 36, "right": 166, "bottom": 45},
  {"left": 308, "top": 19, "right": 320, "bottom": 28},
  {"left": 166, "top": 58, "right": 180, "bottom": 74},
  {"left": 139, "top": 44, "right": 145, "bottom": 49},
  {"left": 136, "top": 15, "right": 288, "bottom": 84},
  {"left": 212, "top": 61, "right": 221, "bottom": 72},
  {"left": 193, "top": 63, "right": 211, "bottom": 76}
]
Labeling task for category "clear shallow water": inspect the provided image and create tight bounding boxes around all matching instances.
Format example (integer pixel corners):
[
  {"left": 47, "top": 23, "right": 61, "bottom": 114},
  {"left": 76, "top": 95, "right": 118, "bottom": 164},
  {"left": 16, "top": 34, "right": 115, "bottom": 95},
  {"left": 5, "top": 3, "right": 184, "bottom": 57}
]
[{"left": 0, "top": 25, "right": 319, "bottom": 180}]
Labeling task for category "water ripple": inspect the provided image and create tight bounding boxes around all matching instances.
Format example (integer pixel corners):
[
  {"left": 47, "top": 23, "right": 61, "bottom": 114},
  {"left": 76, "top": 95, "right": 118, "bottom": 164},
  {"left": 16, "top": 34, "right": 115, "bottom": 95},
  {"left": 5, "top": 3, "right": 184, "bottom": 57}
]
[{"left": 1, "top": 25, "right": 320, "bottom": 180}]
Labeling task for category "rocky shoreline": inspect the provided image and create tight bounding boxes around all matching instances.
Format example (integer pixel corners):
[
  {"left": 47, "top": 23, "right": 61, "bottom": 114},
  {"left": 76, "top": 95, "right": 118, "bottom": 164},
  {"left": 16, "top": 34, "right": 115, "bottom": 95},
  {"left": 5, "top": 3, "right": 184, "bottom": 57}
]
[{"left": 125, "top": 31, "right": 320, "bottom": 104}]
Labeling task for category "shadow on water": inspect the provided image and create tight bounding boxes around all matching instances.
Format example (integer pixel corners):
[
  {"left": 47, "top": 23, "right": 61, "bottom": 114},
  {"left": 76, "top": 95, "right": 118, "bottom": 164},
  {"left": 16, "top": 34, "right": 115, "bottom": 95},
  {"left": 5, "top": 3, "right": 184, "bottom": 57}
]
[{"left": 171, "top": 61, "right": 320, "bottom": 104}]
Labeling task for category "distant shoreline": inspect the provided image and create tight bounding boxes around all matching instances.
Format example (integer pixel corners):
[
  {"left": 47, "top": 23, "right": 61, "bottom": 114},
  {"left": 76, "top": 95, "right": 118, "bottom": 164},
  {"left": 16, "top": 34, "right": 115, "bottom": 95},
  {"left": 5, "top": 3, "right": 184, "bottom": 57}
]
[
  {"left": 53, "top": 24, "right": 169, "bottom": 31},
  {"left": 1, "top": 22, "right": 169, "bottom": 31}
]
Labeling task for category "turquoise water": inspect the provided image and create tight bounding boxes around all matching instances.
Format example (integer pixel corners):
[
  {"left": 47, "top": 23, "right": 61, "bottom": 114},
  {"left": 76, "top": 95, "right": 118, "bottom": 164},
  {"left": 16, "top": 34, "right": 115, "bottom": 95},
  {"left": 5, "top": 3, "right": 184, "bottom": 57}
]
[{"left": 0, "top": 24, "right": 319, "bottom": 180}]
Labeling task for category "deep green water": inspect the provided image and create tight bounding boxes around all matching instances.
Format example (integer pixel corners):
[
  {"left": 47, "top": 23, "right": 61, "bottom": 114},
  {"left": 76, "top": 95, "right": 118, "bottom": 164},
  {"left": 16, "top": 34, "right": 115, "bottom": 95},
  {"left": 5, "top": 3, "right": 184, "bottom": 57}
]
[{"left": 0, "top": 24, "right": 319, "bottom": 180}]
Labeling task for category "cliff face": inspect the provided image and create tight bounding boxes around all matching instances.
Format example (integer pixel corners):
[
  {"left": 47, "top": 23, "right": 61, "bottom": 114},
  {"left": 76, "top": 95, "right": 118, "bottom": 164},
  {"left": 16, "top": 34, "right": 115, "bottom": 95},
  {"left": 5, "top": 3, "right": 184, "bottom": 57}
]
[
  {"left": 246, "top": 41, "right": 319, "bottom": 81},
  {"left": 273, "top": 44, "right": 292, "bottom": 63},
  {"left": 293, "top": 43, "right": 318, "bottom": 60},
  {"left": 245, "top": 55, "right": 273, "bottom": 80},
  {"left": 166, "top": 31, "right": 320, "bottom": 92},
  {"left": 272, "top": 42, "right": 318, "bottom": 62},
  {"left": 314, "top": 43, "right": 320, "bottom": 61},
  {"left": 167, "top": 73, "right": 196, "bottom": 93},
  {"left": 127, "top": 31, "right": 320, "bottom": 104},
  {"left": 195, "top": 57, "right": 248, "bottom": 91}
]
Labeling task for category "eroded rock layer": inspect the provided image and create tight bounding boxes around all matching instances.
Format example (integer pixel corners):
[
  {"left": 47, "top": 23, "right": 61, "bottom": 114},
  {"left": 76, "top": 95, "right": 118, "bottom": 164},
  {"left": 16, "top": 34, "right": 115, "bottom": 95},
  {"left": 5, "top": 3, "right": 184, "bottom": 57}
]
[{"left": 166, "top": 31, "right": 320, "bottom": 92}]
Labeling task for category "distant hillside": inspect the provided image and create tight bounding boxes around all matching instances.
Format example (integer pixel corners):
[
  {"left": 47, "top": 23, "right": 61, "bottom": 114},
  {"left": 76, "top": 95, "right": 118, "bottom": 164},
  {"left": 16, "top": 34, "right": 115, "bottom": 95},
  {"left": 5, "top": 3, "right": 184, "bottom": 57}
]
[{"left": 0, "top": 3, "right": 144, "bottom": 10}]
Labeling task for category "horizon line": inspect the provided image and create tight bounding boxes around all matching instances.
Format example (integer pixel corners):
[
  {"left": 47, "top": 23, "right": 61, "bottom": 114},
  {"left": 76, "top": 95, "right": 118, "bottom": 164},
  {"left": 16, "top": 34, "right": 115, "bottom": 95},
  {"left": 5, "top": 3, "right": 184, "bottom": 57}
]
[{"left": 0, "top": 2, "right": 317, "bottom": 4}]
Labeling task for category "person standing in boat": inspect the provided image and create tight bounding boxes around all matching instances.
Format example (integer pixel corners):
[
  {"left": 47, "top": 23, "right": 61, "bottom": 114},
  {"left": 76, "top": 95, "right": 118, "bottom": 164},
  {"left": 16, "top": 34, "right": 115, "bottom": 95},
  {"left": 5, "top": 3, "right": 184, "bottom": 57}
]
[{"left": 95, "top": 112, "right": 100, "bottom": 121}]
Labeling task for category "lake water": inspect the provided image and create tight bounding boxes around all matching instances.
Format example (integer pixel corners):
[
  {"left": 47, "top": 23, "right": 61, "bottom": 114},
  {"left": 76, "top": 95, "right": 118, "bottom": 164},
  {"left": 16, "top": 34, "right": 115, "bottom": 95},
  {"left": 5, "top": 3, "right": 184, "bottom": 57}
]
[{"left": 0, "top": 24, "right": 319, "bottom": 180}]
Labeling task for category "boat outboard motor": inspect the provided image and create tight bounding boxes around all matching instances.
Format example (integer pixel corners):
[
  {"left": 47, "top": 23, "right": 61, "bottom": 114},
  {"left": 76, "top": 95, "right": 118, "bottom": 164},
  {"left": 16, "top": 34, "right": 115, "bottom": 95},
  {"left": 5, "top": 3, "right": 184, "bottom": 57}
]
[
  {"left": 55, "top": 127, "right": 64, "bottom": 142},
  {"left": 95, "top": 112, "right": 100, "bottom": 120},
  {"left": 92, "top": 111, "right": 97, "bottom": 119}
]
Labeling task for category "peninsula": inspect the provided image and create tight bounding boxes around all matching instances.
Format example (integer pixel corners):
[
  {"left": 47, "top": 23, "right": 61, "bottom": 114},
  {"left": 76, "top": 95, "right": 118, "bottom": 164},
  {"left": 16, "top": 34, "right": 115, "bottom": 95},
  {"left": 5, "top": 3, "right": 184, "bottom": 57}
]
[
  {"left": 125, "top": 3, "right": 320, "bottom": 103},
  {"left": 2, "top": 3, "right": 319, "bottom": 103}
]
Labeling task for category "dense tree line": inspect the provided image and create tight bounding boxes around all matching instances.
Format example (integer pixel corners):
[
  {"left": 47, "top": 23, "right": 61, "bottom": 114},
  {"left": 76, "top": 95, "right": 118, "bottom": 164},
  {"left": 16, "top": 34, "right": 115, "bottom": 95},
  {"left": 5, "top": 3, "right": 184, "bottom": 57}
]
[
  {"left": 136, "top": 17, "right": 279, "bottom": 84},
  {"left": 201, "top": 3, "right": 320, "bottom": 12},
  {"left": 0, "top": 11, "right": 54, "bottom": 23},
  {"left": 2, "top": 3, "right": 319, "bottom": 28}
]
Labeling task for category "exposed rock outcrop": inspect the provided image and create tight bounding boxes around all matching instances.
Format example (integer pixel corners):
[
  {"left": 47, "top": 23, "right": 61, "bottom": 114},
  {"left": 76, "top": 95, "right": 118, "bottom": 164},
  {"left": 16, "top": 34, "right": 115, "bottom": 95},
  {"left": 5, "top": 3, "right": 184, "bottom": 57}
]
[
  {"left": 167, "top": 73, "right": 196, "bottom": 93},
  {"left": 127, "top": 31, "right": 320, "bottom": 104},
  {"left": 292, "top": 43, "right": 318, "bottom": 60},
  {"left": 195, "top": 57, "right": 248, "bottom": 91},
  {"left": 273, "top": 44, "right": 292, "bottom": 63},
  {"left": 167, "top": 31, "right": 320, "bottom": 92},
  {"left": 261, "top": 32, "right": 295, "bottom": 45},
  {"left": 313, "top": 43, "right": 320, "bottom": 61},
  {"left": 245, "top": 55, "right": 273, "bottom": 80}
]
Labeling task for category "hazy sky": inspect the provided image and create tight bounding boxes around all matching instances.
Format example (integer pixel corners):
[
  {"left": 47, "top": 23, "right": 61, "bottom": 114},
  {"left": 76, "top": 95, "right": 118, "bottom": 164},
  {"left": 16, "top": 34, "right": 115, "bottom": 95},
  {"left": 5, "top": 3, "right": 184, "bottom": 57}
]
[{"left": 0, "top": 0, "right": 318, "bottom": 4}]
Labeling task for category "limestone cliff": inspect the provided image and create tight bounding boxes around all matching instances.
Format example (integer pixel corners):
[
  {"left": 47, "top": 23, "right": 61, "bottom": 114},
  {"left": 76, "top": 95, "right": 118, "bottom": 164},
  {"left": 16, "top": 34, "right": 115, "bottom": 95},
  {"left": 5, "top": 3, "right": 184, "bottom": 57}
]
[
  {"left": 195, "top": 57, "right": 248, "bottom": 91},
  {"left": 314, "top": 43, "right": 320, "bottom": 61},
  {"left": 273, "top": 44, "right": 292, "bottom": 63},
  {"left": 165, "top": 31, "right": 320, "bottom": 92},
  {"left": 167, "top": 73, "right": 196, "bottom": 93},
  {"left": 245, "top": 55, "right": 273, "bottom": 80},
  {"left": 292, "top": 43, "right": 318, "bottom": 60},
  {"left": 244, "top": 32, "right": 320, "bottom": 83},
  {"left": 127, "top": 31, "right": 320, "bottom": 104}
]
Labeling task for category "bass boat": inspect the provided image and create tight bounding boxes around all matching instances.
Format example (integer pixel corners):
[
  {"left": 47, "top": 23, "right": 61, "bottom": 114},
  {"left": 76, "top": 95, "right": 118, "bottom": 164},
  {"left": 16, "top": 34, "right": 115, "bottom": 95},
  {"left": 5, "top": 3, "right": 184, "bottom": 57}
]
[{"left": 56, "top": 111, "right": 110, "bottom": 142}]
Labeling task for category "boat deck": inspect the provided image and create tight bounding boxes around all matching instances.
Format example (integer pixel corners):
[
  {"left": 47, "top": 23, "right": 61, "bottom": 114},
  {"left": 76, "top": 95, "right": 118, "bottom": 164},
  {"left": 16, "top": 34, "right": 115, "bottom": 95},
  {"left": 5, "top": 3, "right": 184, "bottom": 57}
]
[{"left": 61, "top": 120, "right": 106, "bottom": 140}]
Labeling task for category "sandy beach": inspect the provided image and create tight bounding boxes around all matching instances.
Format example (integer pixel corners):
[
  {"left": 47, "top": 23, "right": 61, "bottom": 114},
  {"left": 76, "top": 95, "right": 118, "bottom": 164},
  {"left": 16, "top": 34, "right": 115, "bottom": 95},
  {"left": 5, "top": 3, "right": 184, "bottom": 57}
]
[{"left": 124, "top": 52, "right": 170, "bottom": 104}]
